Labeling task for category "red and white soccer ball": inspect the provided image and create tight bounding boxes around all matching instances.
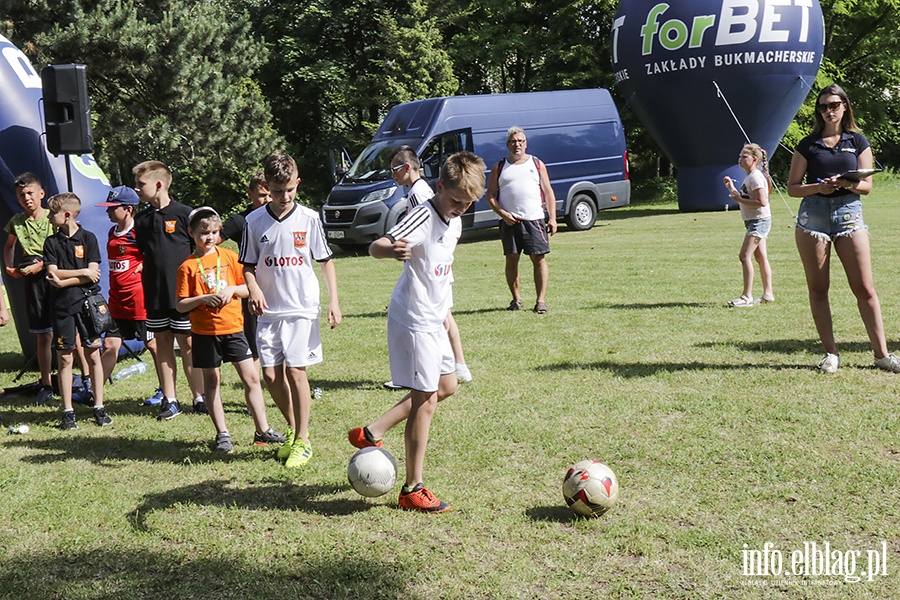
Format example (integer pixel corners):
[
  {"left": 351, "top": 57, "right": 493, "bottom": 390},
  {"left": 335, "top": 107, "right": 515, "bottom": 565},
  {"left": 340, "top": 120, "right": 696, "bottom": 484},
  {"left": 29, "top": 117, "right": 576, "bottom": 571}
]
[
  {"left": 348, "top": 447, "right": 397, "bottom": 498},
  {"left": 562, "top": 459, "right": 619, "bottom": 517}
]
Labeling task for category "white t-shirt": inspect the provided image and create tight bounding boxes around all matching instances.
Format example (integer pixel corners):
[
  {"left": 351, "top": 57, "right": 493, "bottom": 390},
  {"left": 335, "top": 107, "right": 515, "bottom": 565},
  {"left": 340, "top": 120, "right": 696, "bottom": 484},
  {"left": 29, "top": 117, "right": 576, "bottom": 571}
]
[
  {"left": 406, "top": 178, "right": 435, "bottom": 212},
  {"left": 239, "top": 203, "right": 333, "bottom": 321},
  {"left": 497, "top": 156, "right": 545, "bottom": 221},
  {"left": 739, "top": 169, "right": 771, "bottom": 221},
  {"left": 386, "top": 200, "right": 459, "bottom": 333}
]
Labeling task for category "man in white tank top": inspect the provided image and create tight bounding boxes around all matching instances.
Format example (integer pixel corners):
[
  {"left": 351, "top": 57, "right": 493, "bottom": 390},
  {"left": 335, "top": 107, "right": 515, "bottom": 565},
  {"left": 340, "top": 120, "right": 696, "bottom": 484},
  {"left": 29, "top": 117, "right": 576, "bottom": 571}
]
[{"left": 486, "top": 127, "right": 557, "bottom": 314}]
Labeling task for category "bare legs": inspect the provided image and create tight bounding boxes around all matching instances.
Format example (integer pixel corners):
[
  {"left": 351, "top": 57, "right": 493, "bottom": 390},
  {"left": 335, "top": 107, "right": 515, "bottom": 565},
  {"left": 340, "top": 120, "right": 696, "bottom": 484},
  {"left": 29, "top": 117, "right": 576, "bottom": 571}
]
[{"left": 795, "top": 228, "right": 889, "bottom": 358}]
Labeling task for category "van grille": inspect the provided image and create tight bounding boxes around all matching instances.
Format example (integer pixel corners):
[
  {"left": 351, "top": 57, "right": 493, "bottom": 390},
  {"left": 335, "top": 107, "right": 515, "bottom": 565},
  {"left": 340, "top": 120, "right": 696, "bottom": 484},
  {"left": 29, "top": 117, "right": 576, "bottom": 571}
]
[{"left": 323, "top": 208, "right": 356, "bottom": 224}]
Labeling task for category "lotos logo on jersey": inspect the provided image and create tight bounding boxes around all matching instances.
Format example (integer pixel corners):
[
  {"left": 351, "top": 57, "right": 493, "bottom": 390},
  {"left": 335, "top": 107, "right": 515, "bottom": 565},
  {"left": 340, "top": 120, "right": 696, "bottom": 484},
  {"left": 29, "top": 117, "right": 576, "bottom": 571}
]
[
  {"left": 293, "top": 231, "right": 307, "bottom": 248},
  {"left": 165, "top": 220, "right": 176, "bottom": 233},
  {"left": 264, "top": 255, "right": 304, "bottom": 268},
  {"left": 109, "top": 259, "right": 130, "bottom": 273},
  {"left": 433, "top": 263, "right": 452, "bottom": 277},
  {"left": 75, "top": 245, "right": 84, "bottom": 258}
]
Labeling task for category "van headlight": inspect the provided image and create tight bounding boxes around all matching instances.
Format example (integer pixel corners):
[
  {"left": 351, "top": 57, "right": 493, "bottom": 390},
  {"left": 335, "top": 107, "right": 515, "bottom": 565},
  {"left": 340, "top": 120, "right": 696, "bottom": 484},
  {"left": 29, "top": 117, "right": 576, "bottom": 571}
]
[{"left": 360, "top": 186, "right": 397, "bottom": 204}]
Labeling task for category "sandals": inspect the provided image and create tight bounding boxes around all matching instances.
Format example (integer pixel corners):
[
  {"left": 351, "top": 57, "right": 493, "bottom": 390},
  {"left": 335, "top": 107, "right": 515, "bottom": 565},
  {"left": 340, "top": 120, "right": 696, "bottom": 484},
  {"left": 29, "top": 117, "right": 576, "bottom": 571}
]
[
  {"left": 727, "top": 294, "right": 754, "bottom": 308},
  {"left": 756, "top": 295, "right": 775, "bottom": 304},
  {"left": 507, "top": 300, "right": 523, "bottom": 311},
  {"left": 533, "top": 301, "right": 548, "bottom": 314}
]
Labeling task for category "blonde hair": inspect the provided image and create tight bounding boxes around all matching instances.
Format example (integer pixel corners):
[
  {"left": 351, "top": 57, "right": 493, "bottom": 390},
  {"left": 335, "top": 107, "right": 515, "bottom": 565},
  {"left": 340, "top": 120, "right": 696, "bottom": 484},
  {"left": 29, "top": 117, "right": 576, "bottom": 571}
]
[
  {"left": 47, "top": 192, "right": 82, "bottom": 216},
  {"left": 440, "top": 151, "right": 486, "bottom": 200},
  {"left": 743, "top": 143, "right": 774, "bottom": 195},
  {"left": 190, "top": 214, "right": 222, "bottom": 232},
  {"left": 133, "top": 160, "right": 173, "bottom": 189}
]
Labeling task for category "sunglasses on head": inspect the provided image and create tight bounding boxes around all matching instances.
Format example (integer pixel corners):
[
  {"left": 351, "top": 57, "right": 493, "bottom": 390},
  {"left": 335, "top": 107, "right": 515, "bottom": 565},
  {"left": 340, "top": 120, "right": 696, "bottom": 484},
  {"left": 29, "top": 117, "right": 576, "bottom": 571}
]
[{"left": 817, "top": 101, "right": 844, "bottom": 113}]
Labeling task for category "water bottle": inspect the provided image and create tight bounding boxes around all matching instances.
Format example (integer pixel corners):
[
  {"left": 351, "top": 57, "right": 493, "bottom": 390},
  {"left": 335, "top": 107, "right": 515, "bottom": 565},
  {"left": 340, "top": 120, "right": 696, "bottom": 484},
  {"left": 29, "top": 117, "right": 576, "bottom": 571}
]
[{"left": 113, "top": 361, "right": 150, "bottom": 382}]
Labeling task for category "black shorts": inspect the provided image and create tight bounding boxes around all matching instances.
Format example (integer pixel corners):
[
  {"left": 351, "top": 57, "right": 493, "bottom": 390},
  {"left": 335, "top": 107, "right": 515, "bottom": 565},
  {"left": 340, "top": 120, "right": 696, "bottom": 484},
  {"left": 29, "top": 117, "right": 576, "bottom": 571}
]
[
  {"left": 501, "top": 219, "right": 550, "bottom": 256},
  {"left": 24, "top": 272, "right": 52, "bottom": 332},
  {"left": 52, "top": 312, "right": 102, "bottom": 350},
  {"left": 146, "top": 308, "right": 191, "bottom": 334},
  {"left": 192, "top": 331, "right": 253, "bottom": 369},
  {"left": 106, "top": 318, "right": 147, "bottom": 342}
]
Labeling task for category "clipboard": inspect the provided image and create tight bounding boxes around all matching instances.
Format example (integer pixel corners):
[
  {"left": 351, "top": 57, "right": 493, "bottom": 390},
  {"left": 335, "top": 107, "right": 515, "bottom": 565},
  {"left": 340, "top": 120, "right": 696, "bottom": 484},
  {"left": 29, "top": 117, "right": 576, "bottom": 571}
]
[{"left": 839, "top": 169, "right": 883, "bottom": 182}]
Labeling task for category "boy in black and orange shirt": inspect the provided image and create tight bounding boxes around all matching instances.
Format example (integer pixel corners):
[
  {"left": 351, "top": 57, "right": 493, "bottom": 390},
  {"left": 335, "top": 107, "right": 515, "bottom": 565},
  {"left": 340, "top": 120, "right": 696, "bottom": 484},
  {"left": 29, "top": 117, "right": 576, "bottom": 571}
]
[{"left": 43, "top": 192, "right": 110, "bottom": 429}]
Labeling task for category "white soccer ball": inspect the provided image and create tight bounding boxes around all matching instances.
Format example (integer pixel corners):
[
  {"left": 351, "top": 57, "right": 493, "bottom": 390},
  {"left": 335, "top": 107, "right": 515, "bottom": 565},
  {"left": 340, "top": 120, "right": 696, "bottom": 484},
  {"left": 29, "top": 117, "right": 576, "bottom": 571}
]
[
  {"left": 17, "top": 425, "right": 29, "bottom": 434},
  {"left": 348, "top": 447, "right": 397, "bottom": 498},
  {"left": 562, "top": 459, "right": 619, "bottom": 517}
]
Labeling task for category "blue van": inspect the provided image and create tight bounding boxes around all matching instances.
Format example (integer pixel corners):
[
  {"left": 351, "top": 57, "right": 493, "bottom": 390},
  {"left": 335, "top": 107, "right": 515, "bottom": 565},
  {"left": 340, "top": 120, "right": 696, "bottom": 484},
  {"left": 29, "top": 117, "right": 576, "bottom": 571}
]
[{"left": 322, "top": 88, "right": 630, "bottom": 248}]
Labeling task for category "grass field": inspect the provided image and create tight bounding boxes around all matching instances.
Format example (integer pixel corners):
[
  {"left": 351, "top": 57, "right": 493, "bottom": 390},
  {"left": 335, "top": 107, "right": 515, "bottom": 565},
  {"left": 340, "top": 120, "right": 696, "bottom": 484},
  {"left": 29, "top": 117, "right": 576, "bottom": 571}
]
[{"left": 1, "top": 181, "right": 899, "bottom": 599}]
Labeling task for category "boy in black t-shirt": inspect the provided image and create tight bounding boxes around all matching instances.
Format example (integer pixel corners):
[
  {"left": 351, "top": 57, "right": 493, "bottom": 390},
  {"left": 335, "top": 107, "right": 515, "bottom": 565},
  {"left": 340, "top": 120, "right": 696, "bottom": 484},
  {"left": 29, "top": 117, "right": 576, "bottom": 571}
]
[
  {"left": 43, "top": 193, "right": 111, "bottom": 429},
  {"left": 133, "top": 160, "right": 204, "bottom": 419}
]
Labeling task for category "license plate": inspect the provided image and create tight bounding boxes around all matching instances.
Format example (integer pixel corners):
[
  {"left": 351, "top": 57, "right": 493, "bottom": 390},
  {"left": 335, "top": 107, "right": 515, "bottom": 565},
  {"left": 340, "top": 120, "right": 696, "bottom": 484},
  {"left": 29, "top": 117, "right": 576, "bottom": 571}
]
[{"left": 327, "top": 230, "right": 345, "bottom": 239}]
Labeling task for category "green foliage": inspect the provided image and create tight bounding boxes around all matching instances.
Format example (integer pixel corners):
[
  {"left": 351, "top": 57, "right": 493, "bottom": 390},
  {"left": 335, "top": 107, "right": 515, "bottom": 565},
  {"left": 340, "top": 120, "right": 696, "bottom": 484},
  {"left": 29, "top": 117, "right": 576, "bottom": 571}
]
[
  {"left": 250, "top": 0, "right": 458, "bottom": 203},
  {"left": 2, "top": 0, "right": 284, "bottom": 212}
]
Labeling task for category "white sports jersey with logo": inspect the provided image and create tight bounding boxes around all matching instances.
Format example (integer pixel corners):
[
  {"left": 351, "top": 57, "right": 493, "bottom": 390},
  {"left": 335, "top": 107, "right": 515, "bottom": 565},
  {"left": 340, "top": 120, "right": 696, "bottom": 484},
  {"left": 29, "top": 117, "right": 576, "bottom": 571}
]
[
  {"left": 386, "top": 200, "right": 459, "bottom": 332},
  {"left": 239, "top": 203, "right": 333, "bottom": 321}
]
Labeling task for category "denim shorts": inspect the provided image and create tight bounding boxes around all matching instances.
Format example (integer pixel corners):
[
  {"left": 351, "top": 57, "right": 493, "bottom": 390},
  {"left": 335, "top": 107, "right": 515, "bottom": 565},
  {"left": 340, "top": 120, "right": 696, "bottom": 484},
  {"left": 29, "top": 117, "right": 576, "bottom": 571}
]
[
  {"left": 796, "top": 195, "right": 866, "bottom": 240},
  {"left": 744, "top": 218, "right": 771, "bottom": 238}
]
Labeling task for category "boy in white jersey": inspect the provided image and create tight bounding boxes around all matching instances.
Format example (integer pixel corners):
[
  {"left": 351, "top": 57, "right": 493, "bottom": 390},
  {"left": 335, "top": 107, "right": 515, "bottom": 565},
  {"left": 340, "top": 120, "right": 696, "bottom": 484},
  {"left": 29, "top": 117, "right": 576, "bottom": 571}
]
[
  {"left": 348, "top": 151, "right": 485, "bottom": 513},
  {"left": 240, "top": 153, "right": 342, "bottom": 469},
  {"left": 386, "top": 146, "right": 472, "bottom": 385}
]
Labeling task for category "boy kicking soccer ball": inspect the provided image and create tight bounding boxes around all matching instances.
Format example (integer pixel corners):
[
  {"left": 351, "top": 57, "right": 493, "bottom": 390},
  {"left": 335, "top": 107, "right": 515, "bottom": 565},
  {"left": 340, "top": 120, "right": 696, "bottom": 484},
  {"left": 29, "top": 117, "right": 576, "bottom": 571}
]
[{"left": 349, "top": 151, "right": 485, "bottom": 512}]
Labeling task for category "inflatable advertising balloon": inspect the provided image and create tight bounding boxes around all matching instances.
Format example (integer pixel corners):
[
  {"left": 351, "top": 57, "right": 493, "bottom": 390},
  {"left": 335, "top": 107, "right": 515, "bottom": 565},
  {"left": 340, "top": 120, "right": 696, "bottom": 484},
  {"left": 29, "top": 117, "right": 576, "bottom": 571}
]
[
  {"left": 0, "top": 34, "right": 111, "bottom": 357},
  {"left": 612, "top": 0, "right": 824, "bottom": 211}
]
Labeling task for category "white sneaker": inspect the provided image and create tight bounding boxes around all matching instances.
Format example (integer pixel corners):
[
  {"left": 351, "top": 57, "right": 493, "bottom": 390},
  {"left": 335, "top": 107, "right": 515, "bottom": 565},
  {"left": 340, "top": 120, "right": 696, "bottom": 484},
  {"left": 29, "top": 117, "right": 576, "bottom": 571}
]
[
  {"left": 456, "top": 364, "right": 473, "bottom": 382},
  {"left": 874, "top": 353, "right": 900, "bottom": 373},
  {"left": 817, "top": 353, "right": 840, "bottom": 373}
]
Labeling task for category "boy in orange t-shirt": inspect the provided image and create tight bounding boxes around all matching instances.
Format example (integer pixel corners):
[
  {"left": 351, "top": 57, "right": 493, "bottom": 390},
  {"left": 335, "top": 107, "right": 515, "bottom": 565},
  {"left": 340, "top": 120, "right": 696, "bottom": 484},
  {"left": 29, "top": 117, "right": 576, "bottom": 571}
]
[{"left": 175, "top": 207, "right": 285, "bottom": 453}]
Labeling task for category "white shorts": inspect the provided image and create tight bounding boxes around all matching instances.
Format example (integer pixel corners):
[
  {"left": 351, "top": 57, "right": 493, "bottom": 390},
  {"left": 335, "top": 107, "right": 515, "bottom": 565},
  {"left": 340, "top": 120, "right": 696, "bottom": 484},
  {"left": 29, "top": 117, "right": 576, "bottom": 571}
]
[
  {"left": 257, "top": 315, "right": 322, "bottom": 368},
  {"left": 387, "top": 317, "right": 454, "bottom": 393}
]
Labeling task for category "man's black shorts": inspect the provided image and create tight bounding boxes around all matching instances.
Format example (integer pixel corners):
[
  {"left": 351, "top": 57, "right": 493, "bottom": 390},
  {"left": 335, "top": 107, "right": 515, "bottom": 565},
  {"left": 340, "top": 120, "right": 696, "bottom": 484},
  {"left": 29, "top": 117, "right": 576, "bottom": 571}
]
[{"left": 501, "top": 219, "right": 550, "bottom": 255}]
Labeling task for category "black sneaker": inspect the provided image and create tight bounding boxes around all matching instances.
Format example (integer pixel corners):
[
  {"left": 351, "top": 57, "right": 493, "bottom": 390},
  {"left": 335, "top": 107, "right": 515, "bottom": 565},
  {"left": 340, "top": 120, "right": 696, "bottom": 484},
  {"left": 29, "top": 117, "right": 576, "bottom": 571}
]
[
  {"left": 253, "top": 427, "right": 287, "bottom": 446},
  {"left": 35, "top": 385, "right": 55, "bottom": 406},
  {"left": 157, "top": 399, "right": 181, "bottom": 421},
  {"left": 60, "top": 410, "right": 77, "bottom": 430},
  {"left": 192, "top": 398, "right": 208, "bottom": 414},
  {"left": 93, "top": 406, "right": 112, "bottom": 427},
  {"left": 214, "top": 432, "right": 233, "bottom": 453}
]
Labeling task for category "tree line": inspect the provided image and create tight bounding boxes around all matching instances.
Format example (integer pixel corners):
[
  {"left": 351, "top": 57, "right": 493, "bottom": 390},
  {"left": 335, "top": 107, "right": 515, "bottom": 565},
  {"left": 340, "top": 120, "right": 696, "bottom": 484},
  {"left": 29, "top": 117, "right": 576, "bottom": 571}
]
[{"left": 2, "top": 0, "right": 899, "bottom": 212}]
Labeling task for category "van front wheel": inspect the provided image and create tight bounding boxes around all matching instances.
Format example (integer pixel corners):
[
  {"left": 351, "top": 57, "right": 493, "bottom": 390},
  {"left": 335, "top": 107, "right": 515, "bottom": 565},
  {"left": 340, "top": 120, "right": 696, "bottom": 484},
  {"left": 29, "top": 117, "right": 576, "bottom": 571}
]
[{"left": 565, "top": 195, "right": 597, "bottom": 231}]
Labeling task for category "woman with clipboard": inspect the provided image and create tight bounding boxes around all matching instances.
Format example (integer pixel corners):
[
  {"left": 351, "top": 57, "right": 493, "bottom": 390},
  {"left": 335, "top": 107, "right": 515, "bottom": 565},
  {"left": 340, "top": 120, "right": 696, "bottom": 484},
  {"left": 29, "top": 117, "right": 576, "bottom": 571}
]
[{"left": 788, "top": 83, "right": 899, "bottom": 373}]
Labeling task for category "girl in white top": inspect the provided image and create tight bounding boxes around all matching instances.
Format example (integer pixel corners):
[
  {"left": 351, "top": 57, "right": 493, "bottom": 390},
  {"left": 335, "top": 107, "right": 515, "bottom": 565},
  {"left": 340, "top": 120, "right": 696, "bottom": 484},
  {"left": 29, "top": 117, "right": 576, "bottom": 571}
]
[{"left": 723, "top": 143, "right": 774, "bottom": 307}]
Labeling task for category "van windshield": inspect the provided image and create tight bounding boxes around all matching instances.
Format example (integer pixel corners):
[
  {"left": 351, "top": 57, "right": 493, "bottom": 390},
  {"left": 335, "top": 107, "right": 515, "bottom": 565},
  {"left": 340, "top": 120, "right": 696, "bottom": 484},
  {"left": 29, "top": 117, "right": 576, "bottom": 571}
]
[{"left": 343, "top": 138, "right": 420, "bottom": 182}]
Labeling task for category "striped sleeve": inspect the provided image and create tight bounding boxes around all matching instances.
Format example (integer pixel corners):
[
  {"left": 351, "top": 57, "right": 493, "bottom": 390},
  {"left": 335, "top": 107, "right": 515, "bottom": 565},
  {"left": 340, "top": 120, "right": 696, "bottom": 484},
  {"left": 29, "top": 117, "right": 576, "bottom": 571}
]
[{"left": 386, "top": 203, "right": 431, "bottom": 246}]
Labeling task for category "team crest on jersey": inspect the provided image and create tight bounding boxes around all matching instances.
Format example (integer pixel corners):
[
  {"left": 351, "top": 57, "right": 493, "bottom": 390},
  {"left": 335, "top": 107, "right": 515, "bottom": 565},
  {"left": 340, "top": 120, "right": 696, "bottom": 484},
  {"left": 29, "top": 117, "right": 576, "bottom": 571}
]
[
  {"left": 118, "top": 245, "right": 126, "bottom": 256},
  {"left": 293, "top": 231, "right": 307, "bottom": 248},
  {"left": 74, "top": 245, "right": 84, "bottom": 258},
  {"left": 165, "top": 220, "right": 176, "bottom": 233}
]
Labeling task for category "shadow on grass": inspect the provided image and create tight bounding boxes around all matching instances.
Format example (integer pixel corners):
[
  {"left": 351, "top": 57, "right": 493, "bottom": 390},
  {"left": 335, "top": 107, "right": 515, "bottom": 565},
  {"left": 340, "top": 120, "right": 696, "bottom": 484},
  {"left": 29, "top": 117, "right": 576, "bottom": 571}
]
[
  {"left": 6, "top": 434, "right": 282, "bottom": 466},
  {"left": 0, "top": 546, "right": 416, "bottom": 599},
  {"left": 127, "top": 479, "right": 372, "bottom": 532},
  {"left": 695, "top": 338, "right": 876, "bottom": 355},
  {"left": 536, "top": 360, "right": 807, "bottom": 378},
  {"left": 594, "top": 301, "right": 711, "bottom": 310},
  {"left": 525, "top": 504, "right": 578, "bottom": 523}
]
